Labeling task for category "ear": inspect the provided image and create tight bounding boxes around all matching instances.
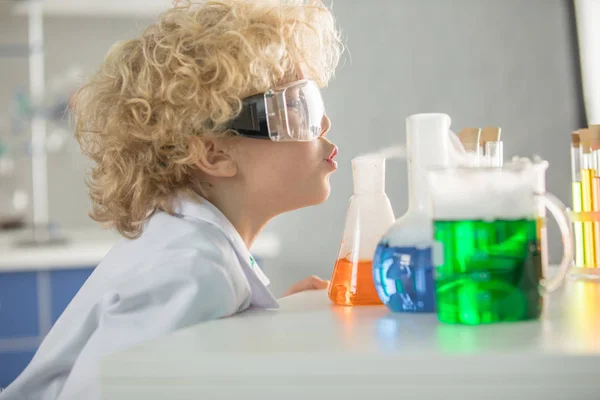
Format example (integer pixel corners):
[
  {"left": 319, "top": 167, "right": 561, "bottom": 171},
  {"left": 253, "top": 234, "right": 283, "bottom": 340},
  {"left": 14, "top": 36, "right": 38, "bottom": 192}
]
[{"left": 191, "top": 137, "right": 237, "bottom": 178}]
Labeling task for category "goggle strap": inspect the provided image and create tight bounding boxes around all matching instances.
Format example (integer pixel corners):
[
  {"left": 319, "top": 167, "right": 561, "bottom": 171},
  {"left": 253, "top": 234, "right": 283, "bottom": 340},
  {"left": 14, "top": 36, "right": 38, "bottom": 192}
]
[
  {"left": 229, "top": 93, "right": 270, "bottom": 138},
  {"left": 233, "top": 128, "right": 270, "bottom": 139}
]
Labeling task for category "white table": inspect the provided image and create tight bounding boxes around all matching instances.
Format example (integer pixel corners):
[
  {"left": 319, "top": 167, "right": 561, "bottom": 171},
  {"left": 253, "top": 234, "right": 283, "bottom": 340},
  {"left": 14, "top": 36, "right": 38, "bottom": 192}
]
[{"left": 101, "top": 279, "right": 600, "bottom": 400}]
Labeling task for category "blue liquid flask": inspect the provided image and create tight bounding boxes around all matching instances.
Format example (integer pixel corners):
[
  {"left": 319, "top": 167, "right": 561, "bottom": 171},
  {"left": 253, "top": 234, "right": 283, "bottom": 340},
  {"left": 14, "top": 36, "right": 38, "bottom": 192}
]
[
  {"left": 373, "top": 113, "right": 452, "bottom": 313},
  {"left": 374, "top": 242, "right": 434, "bottom": 312}
]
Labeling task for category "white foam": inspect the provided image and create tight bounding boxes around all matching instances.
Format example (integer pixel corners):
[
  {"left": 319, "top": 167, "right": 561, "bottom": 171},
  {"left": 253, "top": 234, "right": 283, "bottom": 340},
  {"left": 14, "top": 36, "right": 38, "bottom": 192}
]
[
  {"left": 382, "top": 211, "right": 434, "bottom": 249},
  {"left": 428, "top": 162, "right": 537, "bottom": 221},
  {"left": 354, "top": 130, "right": 468, "bottom": 164}
]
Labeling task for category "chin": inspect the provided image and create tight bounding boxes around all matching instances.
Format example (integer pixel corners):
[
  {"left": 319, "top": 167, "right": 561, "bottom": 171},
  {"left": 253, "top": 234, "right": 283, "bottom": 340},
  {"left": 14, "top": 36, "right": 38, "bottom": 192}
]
[
  {"left": 281, "top": 178, "right": 331, "bottom": 212},
  {"left": 312, "top": 180, "right": 332, "bottom": 205}
]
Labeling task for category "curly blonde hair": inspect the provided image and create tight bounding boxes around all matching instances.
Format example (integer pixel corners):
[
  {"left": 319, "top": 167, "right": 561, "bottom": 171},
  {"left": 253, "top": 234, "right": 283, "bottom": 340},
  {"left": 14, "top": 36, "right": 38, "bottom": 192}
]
[{"left": 72, "top": 0, "right": 342, "bottom": 238}]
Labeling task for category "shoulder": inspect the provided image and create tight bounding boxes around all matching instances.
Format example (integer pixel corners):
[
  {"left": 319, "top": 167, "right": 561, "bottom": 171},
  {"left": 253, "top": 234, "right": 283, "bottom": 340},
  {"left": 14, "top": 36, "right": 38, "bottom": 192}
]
[
  {"left": 106, "top": 211, "right": 238, "bottom": 271},
  {"left": 105, "top": 211, "right": 251, "bottom": 300},
  {"left": 153, "top": 212, "right": 243, "bottom": 280}
]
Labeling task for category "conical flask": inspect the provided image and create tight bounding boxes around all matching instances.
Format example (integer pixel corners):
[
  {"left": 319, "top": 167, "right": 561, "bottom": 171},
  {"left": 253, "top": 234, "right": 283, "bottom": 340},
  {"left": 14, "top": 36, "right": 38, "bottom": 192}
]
[{"left": 329, "top": 156, "right": 395, "bottom": 306}]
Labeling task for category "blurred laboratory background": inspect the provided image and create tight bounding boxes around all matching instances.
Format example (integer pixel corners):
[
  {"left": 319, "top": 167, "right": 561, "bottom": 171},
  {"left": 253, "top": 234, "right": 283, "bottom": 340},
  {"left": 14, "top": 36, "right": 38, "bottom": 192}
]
[{"left": 0, "top": 0, "right": 596, "bottom": 385}]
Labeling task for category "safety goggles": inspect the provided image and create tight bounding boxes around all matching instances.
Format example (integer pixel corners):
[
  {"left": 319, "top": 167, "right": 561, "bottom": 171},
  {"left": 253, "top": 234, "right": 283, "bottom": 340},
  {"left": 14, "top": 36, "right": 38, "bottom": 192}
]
[{"left": 229, "top": 79, "right": 325, "bottom": 142}]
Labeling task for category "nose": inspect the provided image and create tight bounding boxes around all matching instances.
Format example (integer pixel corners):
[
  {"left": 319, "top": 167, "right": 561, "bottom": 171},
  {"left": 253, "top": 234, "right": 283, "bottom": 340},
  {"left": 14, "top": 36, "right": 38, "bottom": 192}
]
[{"left": 319, "top": 114, "right": 331, "bottom": 137}]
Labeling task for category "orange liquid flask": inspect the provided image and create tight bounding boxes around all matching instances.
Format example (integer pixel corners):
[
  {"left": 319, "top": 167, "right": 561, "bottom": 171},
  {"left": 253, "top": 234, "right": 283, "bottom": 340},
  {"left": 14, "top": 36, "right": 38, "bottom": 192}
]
[{"left": 329, "top": 156, "right": 395, "bottom": 306}]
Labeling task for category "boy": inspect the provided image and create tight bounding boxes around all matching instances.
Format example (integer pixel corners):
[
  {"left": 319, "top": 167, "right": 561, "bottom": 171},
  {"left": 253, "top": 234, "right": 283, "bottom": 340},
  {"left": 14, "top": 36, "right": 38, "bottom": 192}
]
[{"left": 0, "top": 0, "right": 342, "bottom": 399}]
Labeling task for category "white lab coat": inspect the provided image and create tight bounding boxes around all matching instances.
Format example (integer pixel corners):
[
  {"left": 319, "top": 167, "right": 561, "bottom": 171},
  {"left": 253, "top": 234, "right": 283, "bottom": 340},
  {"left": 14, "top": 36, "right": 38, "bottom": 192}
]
[{"left": 0, "top": 197, "right": 279, "bottom": 400}]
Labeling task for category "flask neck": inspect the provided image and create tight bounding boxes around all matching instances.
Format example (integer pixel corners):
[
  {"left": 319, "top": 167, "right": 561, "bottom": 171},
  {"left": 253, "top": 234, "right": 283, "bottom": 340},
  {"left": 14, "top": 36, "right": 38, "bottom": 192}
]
[
  {"left": 405, "top": 113, "right": 452, "bottom": 212},
  {"left": 352, "top": 157, "right": 385, "bottom": 194}
]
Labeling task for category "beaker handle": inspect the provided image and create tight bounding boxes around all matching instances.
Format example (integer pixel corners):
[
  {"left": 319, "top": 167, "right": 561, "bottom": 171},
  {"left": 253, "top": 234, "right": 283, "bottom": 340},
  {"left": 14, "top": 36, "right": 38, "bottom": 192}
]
[{"left": 537, "top": 192, "right": 574, "bottom": 292}]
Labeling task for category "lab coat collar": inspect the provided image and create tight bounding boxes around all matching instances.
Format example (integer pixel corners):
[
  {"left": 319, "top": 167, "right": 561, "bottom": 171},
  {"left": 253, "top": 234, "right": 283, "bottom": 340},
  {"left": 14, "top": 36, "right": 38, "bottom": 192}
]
[{"left": 173, "top": 196, "right": 279, "bottom": 309}]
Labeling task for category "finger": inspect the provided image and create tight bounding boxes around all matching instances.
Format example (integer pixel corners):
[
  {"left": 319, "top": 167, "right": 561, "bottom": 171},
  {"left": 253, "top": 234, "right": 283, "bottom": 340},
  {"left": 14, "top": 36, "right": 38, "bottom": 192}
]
[
  {"left": 281, "top": 276, "right": 330, "bottom": 298},
  {"left": 282, "top": 284, "right": 301, "bottom": 297},
  {"left": 308, "top": 275, "right": 329, "bottom": 290},
  {"left": 301, "top": 275, "right": 328, "bottom": 291}
]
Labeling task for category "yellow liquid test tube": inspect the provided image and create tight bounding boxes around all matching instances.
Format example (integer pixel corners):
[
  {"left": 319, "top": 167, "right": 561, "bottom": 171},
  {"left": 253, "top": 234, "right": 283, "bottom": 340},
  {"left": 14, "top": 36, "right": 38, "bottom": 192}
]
[
  {"left": 590, "top": 126, "right": 600, "bottom": 268},
  {"left": 571, "top": 132, "right": 585, "bottom": 267},
  {"left": 592, "top": 153, "right": 600, "bottom": 268},
  {"left": 579, "top": 129, "right": 597, "bottom": 267},
  {"left": 572, "top": 182, "right": 585, "bottom": 266},
  {"left": 581, "top": 170, "right": 596, "bottom": 266}
]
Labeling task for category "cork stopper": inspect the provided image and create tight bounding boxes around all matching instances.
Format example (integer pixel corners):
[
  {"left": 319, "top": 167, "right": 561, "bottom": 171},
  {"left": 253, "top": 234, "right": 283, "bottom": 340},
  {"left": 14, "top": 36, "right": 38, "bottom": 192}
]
[
  {"left": 589, "top": 125, "right": 600, "bottom": 151},
  {"left": 579, "top": 128, "right": 592, "bottom": 154},
  {"left": 481, "top": 127, "right": 501, "bottom": 145},
  {"left": 571, "top": 131, "right": 581, "bottom": 148},
  {"left": 458, "top": 127, "right": 481, "bottom": 152}
]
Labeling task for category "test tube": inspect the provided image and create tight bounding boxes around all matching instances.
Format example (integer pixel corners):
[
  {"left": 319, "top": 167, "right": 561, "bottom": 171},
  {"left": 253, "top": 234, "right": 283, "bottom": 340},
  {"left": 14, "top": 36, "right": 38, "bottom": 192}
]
[
  {"left": 485, "top": 141, "right": 503, "bottom": 167},
  {"left": 481, "top": 127, "right": 502, "bottom": 167},
  {"left": 578, "top": 129, "right": 597, "bottom": 267},
  {"left": 457, "top": 127, "right": 481, "bottom": 166},
  {"left": 591, "top": 125, "right": 600, "bottom": 268},
  {"left": 571, "top": 131, "right": 585, "bottom": 267}
]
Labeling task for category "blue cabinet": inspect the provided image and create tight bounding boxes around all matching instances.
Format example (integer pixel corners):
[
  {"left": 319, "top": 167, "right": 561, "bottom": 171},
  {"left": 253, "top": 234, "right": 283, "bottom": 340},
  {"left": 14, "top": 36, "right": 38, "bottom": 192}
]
[
  {"left": 0, "top": 273, "right": 39, "bottom": 339},
  {"left": 50, "top": 269, "right": 95, "bottom": 324},
  {"left": 0, "top": 267, "right": 93, "bottom": 389},
  {"left": 0, "top": 351, "right": 36, "bottom": 390},
  {"left": 0, "top": 255, "right": 268, "bottom": 388}
]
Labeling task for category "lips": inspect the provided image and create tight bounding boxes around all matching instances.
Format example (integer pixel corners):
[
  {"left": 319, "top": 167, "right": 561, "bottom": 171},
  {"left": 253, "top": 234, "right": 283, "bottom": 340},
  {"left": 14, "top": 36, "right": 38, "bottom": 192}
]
[
  {"left": 327, "top": 146, "right": 338, "bottom": 161},
  {"left": 325, "top": 146, "right": 338, "bottom": 169}
]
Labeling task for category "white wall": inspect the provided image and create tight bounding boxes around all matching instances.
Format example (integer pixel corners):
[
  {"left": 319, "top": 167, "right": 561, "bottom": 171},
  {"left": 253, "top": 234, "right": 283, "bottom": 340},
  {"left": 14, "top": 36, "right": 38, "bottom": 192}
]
[
  {"left": 0, "top": 0, "right": 584, "bottom": 296},
  {"left": 269, "top": 0, "right": 584, "bottom": 295}
]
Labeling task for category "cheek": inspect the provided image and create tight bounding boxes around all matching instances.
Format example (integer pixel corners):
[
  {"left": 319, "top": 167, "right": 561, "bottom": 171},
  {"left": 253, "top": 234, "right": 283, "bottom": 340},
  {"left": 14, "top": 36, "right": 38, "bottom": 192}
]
[
  {"left": 237, "top": 143, "right": 309, "bottom": 190},
  {"left": 237, "top": 141, "right": 329, "bottom": 203},
  {"left": 255, "top": 152, "right": 312, "bottom": 192},
  {"left": 277, "top": 143, "right": 321, "bottom": 181},
  {"left": 277, "top": 144, "right": 332, "bottom": 204}
]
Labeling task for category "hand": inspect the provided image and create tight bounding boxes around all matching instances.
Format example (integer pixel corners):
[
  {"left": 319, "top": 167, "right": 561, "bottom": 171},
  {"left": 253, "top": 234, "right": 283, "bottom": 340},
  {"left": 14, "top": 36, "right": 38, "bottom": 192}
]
[{"left": 282, "top": 275, "right": 329, "bottom": 297}]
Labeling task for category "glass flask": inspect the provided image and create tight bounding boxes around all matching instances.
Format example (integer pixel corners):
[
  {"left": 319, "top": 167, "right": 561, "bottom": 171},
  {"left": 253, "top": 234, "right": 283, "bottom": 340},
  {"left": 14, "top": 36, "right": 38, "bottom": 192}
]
[
  {"left": 329, "top": 156, "right": 395, "bottom": 306},
  {"left": 373, "top": 113, "right": 452, "bottom": 313}
]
